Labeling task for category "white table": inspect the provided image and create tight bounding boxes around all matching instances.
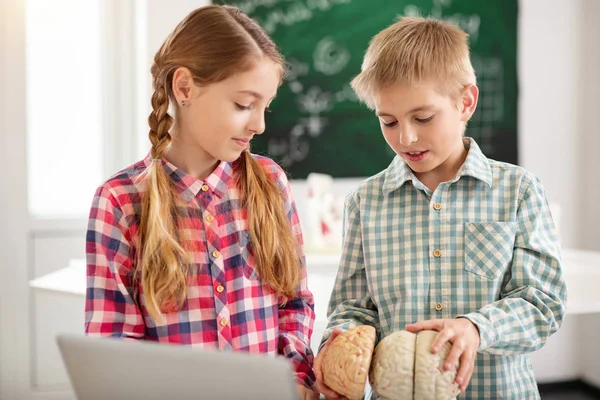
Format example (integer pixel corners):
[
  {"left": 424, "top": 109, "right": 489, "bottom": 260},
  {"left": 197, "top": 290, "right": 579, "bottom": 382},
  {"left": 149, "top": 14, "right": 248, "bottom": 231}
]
[
  {"left": 30, "top": 249, "right": 600, "bottom": 315},
  {"left": 29, "top": 249, "right": 600, "bottom": 389}
]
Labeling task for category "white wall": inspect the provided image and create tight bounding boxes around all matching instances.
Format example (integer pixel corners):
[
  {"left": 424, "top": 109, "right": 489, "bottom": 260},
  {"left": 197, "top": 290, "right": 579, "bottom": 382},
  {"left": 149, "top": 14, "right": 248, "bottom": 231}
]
[
  {"left": 576, "top": 0, "right": 600, "bottom": 387},
  {"left": 580, "top": 0, "right": 600, "bottom": 253},
  {"left": 519, "top": 0, "right": 600, "bottom": 384},
  {"left": 0, "top": 1, "right": 37, "bottom": 399},
  {"left": 518, "top": 0, "right": 588, "bottom": 251}
]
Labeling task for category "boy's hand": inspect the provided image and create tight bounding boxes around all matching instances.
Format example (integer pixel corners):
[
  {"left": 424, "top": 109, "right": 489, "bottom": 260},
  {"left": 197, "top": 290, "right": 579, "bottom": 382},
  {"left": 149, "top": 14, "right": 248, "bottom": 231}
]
[
  {"left": 313, "top": 328, "right": 349, "bottom": 400},
  {"left": 405, "top": 318, "right": 480, "bottom": 392}
]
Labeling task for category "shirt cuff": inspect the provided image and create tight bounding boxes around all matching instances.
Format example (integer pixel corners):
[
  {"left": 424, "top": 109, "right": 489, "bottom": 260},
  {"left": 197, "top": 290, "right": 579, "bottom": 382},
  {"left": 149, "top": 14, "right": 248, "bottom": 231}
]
[{"left": 457, "top": 313, "right": 496, "bottom": 351}]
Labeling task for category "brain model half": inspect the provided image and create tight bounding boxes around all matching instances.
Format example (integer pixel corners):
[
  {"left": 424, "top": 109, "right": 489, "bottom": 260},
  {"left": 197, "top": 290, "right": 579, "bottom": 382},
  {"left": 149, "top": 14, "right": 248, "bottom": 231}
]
[
  {"left": 370, "top": 330, "right": 460, "bottom": 400},
  {"left": 321, "top": 327, "right": 460, "bottom": 400},
  {"left": 321, "top": 325, "right": 377, "bottom": 400}
]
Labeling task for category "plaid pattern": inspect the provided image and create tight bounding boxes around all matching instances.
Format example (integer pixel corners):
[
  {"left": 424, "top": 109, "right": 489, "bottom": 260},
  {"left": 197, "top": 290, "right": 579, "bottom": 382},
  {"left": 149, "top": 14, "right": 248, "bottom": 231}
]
[
  {"left": 86, "top": 154, "right": 316, "bottom": 388},
  {"left": 322, "top": 139, "right": 566, "bottom": 399}
]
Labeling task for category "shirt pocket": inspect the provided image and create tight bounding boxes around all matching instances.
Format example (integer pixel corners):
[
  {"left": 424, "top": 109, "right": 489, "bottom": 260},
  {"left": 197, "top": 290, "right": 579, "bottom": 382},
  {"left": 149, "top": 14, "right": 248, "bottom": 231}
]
[
  {"left": 464, "top": 222, "right": 517, "bottom": 280},
  {"left": 239, "top": 231, "right": 259, "bottom": 280}
]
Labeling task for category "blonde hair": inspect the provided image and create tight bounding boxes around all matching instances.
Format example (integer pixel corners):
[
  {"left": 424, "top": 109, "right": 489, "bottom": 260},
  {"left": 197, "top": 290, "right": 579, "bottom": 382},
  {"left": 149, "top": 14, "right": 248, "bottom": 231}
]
[
  {"left": 139, "top": 5, "right": 299, "bottom": 321},
  {"left": 351, "top": 16, "right": 476, "bottom": 109}
]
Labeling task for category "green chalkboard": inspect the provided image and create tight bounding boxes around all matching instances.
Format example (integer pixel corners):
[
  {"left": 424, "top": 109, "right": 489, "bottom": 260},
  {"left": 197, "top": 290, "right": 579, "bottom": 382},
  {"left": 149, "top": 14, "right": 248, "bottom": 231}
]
[{"left": 219, "top": 0, "right": 518, "bottom": 179}]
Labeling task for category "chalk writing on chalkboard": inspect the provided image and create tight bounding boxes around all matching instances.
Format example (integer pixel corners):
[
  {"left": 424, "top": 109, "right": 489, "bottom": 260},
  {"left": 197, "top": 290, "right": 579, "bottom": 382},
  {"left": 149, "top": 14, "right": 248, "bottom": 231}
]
[
  {"left": 222, "top": 0, "right": 518, "bottom": 178},
  {"left": 268, "top": 37, "right": 359, "bottom": 167}
]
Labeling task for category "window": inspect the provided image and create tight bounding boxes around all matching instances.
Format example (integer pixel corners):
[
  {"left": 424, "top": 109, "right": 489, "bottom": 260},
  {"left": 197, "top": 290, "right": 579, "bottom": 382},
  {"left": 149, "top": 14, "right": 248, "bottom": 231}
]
[
  {"left": 26, "top": 0, "right": 104, "bottom": 217},
  {"left": 25, "top": 0, "right": 143, "bottom": 219}
]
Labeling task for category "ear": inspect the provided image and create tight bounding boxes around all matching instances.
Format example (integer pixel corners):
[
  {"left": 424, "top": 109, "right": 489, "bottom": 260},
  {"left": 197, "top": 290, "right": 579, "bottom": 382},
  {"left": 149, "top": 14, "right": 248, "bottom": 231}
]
[
  {"left": 172, "top": 67, "right": 193, "bottom": 106},
  {"left": 459, "top": 84, "right": 479, "bottom": 122}
]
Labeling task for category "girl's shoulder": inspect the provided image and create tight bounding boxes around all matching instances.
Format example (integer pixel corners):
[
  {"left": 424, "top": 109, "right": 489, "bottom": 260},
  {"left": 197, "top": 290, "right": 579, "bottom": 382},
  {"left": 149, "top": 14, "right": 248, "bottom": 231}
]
[
  {"left": 93, "top": 158, "right": 148, "bottom": 207},
  {"left": 244, "top": 153, "right": 289, "bottom": 182}
]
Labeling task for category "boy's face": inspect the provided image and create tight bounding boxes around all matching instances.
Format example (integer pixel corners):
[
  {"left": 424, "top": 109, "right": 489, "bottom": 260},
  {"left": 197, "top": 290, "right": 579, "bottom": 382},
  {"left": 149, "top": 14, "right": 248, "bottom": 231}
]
[{"left": 373, "top": 81, "right": 478, "bottom": 185}]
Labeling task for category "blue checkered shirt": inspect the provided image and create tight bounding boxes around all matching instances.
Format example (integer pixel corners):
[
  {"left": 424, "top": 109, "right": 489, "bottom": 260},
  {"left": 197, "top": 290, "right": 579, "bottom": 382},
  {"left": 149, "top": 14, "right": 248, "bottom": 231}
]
[{"left": 321, "top": 138, "right": 567, "bottom": 399}]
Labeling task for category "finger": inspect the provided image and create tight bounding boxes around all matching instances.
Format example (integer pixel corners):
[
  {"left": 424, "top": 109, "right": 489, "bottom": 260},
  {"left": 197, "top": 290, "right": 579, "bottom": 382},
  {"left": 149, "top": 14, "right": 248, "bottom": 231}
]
[
  {"left": 458, "top": 360, "right": 475, "bottom": 392},
  {"left": 315, "top": 380, "right": 341, "bottom": 399},
  {"left": 442, "top": 340, "right": 463, "bottom": 371},
  {"left": 405, "top": 319, "right": 445, "bottom": 333},
  {"left": 431, "top": 327, "right": 455, "bottom": 354},
  {"left": 455, "top": 351, "right": 475, "bottom": 390},
  {"left": 313, "top": 353, "right": 324, "bottom": 382},
  {"left": 330, "top": 328, "right": 344, "bottom": 341}
]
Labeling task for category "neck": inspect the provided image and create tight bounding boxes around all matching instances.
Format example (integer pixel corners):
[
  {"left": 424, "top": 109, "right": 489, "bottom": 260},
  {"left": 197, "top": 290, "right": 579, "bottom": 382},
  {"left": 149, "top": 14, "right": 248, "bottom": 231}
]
[
  {"left": 416, "top": 139, "right": 468, "bottom": 192},
  {"left": 163, "top": 132, "right": 219, "bottom": 180}
]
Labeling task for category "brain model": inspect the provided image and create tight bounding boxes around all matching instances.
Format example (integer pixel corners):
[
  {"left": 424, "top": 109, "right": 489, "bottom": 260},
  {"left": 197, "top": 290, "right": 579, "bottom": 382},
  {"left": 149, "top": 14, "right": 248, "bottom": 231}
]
[
  {"left": 370, "top": 330, "right": 460, "bottom": 400},
  {"left": 320, "top": 325, "right": 377, "bottom": 400},
  {"left": 321, "top": 328, "right": 461, "bottom": 400}
]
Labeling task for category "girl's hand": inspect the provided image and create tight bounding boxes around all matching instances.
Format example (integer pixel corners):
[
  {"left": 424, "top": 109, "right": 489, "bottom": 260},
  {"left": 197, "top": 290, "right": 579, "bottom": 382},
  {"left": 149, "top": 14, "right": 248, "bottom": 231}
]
[
  {"left": 313, "top": 328, "right": 349, "bottom": 400},
  {"left": 296, "top": 384, "right": 319, "bottom": 400}
]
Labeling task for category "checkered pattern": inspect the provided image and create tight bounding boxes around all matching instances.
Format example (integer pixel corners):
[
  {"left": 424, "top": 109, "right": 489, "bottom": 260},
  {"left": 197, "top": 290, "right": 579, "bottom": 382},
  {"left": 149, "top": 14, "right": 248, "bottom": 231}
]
[
  {"left": 86, "top": 154, "right": 316, "bottom": 388},
  {"left": 321, "top": 139, "right": 566, "bottom": 399}
]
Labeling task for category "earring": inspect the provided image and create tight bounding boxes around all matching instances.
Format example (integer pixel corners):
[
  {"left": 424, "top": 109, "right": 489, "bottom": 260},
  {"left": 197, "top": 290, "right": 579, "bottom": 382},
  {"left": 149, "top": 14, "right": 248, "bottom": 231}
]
[{"left": 181, "top": 100, "right": 187, "bottom": 106}]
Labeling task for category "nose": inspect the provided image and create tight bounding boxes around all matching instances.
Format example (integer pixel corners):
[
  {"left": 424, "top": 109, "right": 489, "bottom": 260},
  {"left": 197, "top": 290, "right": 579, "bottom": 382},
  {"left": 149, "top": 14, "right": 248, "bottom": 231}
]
[
  {"left": 399, "top": 124, "right": 418, "bottom": 146},
  {"left": 247, "top": 111, "right": 266, "bottom": 135}
]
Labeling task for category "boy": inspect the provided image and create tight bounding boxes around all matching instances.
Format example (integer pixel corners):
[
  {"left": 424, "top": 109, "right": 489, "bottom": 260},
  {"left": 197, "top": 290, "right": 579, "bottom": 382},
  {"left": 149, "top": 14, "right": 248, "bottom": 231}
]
[{"left": 314, "top": 17, "right": 566, "bottom": 399}]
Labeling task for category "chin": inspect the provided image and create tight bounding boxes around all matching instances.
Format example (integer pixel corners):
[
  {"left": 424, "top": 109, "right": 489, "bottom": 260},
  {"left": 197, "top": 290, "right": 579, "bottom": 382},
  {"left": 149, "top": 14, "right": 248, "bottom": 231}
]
[
  {"left": 406, "top": 161, "right": 429, "bottom": 172},
  {"left": 220, "top": 151, "right": 244, "bottom": 163}
]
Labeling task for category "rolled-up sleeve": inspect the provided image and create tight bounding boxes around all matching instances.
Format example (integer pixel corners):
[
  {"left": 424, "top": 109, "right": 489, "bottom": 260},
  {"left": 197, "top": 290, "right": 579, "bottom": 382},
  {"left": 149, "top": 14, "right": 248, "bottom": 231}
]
[{"left": 85, "top": 186, "right": 145, "bottom": 339}]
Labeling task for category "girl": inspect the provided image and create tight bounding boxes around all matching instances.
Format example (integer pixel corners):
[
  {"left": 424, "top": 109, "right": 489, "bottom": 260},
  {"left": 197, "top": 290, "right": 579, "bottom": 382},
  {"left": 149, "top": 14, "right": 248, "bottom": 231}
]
[{"left": 85, "top": 5, "right": 317, "bottom": 399}]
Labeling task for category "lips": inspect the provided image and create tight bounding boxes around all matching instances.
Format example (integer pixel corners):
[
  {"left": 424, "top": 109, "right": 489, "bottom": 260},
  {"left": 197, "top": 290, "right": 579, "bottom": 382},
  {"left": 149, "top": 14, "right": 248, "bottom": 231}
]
[
  {"left": 402, "top": 150, "right": 429, "bottom": 162},
  {"left": 233, "top": 138, "right": 251, "bottom": 148}
]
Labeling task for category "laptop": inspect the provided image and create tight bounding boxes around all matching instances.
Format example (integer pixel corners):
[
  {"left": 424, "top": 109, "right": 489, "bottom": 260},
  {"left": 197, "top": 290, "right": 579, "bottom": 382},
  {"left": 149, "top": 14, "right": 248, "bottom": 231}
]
[{"left": 56, "top": 333, "right": 300, "bottom": 400}]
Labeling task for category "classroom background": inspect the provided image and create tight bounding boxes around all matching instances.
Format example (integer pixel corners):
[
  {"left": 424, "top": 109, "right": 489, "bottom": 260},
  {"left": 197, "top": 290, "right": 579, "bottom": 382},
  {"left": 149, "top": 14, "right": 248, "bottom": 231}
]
[{"left": 1, "top": 0, "right": 599, "bottom": 399}]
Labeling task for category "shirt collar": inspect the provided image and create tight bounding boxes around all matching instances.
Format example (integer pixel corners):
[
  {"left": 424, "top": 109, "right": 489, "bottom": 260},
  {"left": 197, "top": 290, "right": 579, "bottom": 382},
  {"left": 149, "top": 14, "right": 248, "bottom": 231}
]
[
  {"left": 143, "top": 154, "right": 232, "bottom": 202},
  {"left": 456, "top": 138, "right": 493, "bottom": 186},
  {"left": 382, "top": 137, "right": 492, "bottom": 195}
]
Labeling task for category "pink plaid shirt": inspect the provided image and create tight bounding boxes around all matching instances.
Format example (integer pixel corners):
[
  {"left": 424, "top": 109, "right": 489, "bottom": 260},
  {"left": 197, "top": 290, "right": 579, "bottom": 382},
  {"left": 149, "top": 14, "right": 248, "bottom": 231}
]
[{"left": 85, "top": 154, "right": 316, "bottom": 387}]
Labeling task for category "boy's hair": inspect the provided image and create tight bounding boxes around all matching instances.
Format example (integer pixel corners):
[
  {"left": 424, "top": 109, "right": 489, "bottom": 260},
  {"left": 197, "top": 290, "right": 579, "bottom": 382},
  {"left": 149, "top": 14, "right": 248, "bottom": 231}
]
[
  {"left": 351, "top": 16, "right": 477, "bottom": 109},
  {"left": 139, "top": 5, "right": 300, "bottom": 321}
]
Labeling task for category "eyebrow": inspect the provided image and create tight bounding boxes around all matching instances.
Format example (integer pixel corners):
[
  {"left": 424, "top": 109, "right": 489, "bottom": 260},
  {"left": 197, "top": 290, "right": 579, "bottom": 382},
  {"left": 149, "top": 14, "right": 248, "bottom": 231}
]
[
  {"left": 377, "top": 105, "right": 435, "bottom": 118},
  {"left": 237, "top": 90, "right": 263, "bottom": 99},
  {"left": 237, "top": 90, "right": 276, "bottom": 102}
]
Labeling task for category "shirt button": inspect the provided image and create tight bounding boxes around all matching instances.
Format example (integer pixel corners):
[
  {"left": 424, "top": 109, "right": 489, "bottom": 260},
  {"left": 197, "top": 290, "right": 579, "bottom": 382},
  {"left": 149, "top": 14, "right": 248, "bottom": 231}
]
[
  {"left": 212, "top": 250, "right": 221, "bottom": 258},
  {"left": 201, "top": 184, "right": 209, "bottom": 192},
  {"left": 220, "top": 318, "right": 228, "bottom": 327},
  {"left": 433, "top": 203, "right": 442, "bottom": 210},
  {"left": 433, "top": 249, "right": 442, "bottom": 257},
  {"left": 205, "top": 214, "right": 214, "bottom": 223},
  {"left": 435, "top": 302, "right": 444, "bottom": 311},
  {"left": 216, "top": 284, "right": 224, "bottom": 293}
]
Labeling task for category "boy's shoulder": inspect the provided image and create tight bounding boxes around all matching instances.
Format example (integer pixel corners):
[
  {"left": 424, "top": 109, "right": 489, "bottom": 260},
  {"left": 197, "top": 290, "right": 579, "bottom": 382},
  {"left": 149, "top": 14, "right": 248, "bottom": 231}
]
[
  {"left": 346, "top": 160, "right": 397, "bottom": 204},
  {"left": 487, "top": 157, "right": 543, "bottom": 192}
]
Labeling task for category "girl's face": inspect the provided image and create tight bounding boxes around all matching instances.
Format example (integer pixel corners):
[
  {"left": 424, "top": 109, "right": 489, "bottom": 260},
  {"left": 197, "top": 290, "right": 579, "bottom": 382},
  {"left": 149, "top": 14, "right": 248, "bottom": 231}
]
[{"left": 169, "top": 59, "right": 281, "bottom": 176}]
